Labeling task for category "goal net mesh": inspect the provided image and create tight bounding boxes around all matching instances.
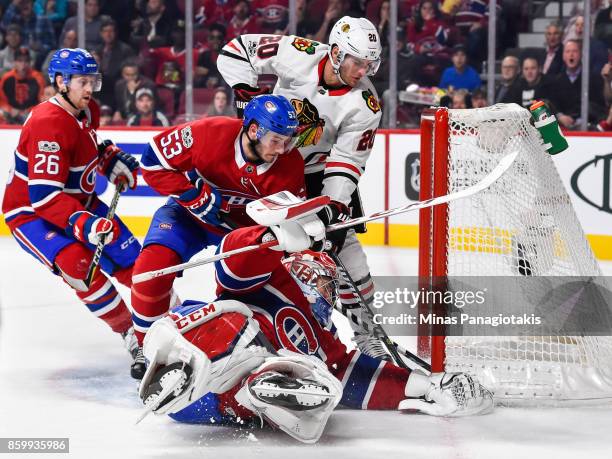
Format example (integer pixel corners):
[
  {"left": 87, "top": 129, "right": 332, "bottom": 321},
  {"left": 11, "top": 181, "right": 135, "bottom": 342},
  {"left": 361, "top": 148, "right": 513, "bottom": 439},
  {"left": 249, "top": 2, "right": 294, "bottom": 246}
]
[{"left": 426, "top": 104, "right": 612, "bottom": 403}]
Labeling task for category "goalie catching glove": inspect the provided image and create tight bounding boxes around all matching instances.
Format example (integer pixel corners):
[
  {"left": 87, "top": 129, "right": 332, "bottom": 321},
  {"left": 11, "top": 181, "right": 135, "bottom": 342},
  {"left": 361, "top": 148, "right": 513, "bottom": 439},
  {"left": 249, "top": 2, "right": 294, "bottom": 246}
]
[
  {"left": 176, "top": 178, "right": 224, "bottom": 226},
  {"left": 97, "top": 140, "right": 139, "bottom": 189},
  {"left": 400, "top": 371, "right": 494, "bottom": 416}
]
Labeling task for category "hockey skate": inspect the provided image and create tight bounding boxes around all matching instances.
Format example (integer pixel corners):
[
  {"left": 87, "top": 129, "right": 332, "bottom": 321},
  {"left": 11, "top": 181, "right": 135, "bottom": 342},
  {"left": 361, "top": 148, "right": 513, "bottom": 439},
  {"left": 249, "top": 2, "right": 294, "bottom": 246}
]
[
  {"left": 121, "top": 327, "right": 146, "bottom": 380},
  {"left": 248, "top": 371, "right": 333, "bottom": 411}
]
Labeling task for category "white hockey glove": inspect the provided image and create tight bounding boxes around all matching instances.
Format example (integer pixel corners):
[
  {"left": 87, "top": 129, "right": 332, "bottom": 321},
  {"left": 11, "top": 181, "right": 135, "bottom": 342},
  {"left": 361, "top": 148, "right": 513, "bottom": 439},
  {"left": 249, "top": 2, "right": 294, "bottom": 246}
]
[
  {"left": 235, "top": 349, "right": 343, "bottom": 443},
  {"left": 269, "top": 214, "right": 326, "bottom": 252},
  {"left": 399, "top": 371, "right": 494, "bottom": 417}
]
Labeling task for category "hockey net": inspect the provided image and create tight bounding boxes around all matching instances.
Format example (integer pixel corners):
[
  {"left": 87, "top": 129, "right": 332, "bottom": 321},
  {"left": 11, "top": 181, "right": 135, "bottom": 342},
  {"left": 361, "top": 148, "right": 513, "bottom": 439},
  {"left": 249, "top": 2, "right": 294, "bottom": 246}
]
[{"left": 418, "top": 103, "right": 612, "bottom": 404}]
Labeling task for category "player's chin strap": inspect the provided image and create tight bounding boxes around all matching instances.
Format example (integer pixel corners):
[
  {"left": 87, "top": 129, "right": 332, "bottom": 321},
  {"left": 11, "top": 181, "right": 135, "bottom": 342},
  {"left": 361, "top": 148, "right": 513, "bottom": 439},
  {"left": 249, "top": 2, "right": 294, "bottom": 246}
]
[
  {"left": 60, "top": 88, "right": 81, "bottom": 112},
  {"left": 327, "top": 47, "right": 349, "bottom": 86}
]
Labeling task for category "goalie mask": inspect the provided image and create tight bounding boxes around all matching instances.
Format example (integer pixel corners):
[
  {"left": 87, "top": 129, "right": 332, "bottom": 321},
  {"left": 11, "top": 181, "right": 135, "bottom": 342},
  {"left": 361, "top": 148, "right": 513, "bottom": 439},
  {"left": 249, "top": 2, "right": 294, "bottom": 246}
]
[
  {"left": 328, "top": 16, "right": 382, "bottom": 78},
  {"left": 282, "top": 251, "right": 339, "bottom": 327}
]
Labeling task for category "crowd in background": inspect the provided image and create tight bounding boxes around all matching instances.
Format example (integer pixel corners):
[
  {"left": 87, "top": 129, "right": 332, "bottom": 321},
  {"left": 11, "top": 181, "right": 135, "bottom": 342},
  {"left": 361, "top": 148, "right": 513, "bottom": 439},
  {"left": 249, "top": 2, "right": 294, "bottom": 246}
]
[{"left": 0, "top": 0, "right": 610, "bottom": 130}]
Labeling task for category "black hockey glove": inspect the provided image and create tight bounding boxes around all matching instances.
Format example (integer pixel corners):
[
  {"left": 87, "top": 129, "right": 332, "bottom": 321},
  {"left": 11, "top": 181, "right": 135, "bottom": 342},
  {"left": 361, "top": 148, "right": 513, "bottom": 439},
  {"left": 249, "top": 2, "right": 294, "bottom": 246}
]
[
  {"left": 233, "top": 83, "right": 270, "bottom": 118},
  {"left": 317, "top": 201, "right": 351, "bottom": 254}
]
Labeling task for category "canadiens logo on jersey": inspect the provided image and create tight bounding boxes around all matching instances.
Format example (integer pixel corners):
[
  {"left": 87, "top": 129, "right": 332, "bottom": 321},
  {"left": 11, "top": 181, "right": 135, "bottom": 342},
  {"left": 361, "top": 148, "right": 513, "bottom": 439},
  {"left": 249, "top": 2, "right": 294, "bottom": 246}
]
[
  {"left": 274, "top": 306, "right": 319, "bottom": 355},
  {"left": 291, "top": 37, "right": 319, "bottom": 55},
  {"left": 79, "top": 158, "right": 97, "bottom": 194},
  {"left": 362, "top": 89, "right": 381, "bottom": 114},
  {"left": 291, "top": 98, "right": 325, "bottom": 148}
]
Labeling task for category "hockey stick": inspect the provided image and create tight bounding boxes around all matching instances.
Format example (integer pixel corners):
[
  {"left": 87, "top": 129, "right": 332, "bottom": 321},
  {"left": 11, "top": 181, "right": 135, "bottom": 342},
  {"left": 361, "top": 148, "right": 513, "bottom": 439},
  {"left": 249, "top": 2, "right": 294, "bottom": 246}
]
[
  {"left": 84, "top": 180, "right": 126, "bottom": 288},
  {"left": 329, "top": 251, "right": 411, "bottom": 370},
  {"left": 326, "top": 150, "right": 518, "bottom": 232},
  {"left": 132, "top": 150, "right": 518, "bottom": 284},
  {"left": 335, "top": 303, "right": 432, "bottom": 373},
  {"left": 132, "top": 239, "right": 279, "bottom": 283}
]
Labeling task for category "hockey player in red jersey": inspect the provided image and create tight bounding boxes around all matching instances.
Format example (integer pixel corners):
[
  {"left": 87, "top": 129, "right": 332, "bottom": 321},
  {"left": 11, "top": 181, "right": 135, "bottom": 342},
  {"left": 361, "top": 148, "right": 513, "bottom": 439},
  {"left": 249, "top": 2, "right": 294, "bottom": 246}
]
[
  {"left": 137, "top": 218, "right": 493, "bottom": 443},
  {"left": 0, "top": 48, "right": 141, "bottom": 374},
  {"left": 130, "top": 94, "right": 314, "bottom": 377},
  {"left": 217, "top": 17, "right": 390, "bottom": 359}
]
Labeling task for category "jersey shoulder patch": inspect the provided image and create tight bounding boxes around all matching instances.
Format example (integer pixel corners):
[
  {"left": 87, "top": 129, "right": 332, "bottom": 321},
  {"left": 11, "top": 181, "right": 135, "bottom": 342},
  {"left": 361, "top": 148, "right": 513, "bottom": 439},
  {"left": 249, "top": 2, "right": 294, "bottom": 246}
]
[{"left": 290, "top": 36, "right": 321, "bottom": 55}]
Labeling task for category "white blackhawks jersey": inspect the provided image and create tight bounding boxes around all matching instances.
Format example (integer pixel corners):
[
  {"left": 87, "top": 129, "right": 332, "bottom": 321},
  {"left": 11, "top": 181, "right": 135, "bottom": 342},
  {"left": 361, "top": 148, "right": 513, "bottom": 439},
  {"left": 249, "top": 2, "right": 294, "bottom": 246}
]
[{"left": 217, "top": 34, "right": 382, "bottom": 205}]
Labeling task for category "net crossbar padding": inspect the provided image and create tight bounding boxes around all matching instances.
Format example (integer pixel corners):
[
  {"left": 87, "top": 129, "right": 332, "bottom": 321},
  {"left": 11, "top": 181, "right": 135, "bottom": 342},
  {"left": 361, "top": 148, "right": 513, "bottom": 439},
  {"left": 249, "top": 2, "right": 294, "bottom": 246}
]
[{"left": 418, "top": 104, "right": 612, "bottom": 404}]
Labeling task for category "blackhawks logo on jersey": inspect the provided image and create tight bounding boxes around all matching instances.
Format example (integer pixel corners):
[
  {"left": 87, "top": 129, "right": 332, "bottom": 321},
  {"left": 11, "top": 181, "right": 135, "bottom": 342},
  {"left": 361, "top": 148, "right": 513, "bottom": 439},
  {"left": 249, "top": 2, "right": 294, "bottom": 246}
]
[
  {"left": 362, "top": 90, "right": 381, "bottom": 114},
  {"left": 291, "top": 37, "right": 320, "bottom": 55},
  {"left": 291, "top": 98, "right": 325, "bottom": 148}
]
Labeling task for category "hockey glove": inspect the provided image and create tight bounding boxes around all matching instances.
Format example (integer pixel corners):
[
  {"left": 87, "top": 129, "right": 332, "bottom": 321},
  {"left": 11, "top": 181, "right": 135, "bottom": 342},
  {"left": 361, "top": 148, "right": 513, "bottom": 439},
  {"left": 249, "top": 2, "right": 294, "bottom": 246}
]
[
  {"left": 98, "top": 140, "right": 139, "bottom": 189},
  {"left": 176, "top": 178, "right": 223, "bottom": 226},
  {"left": 399, "top": 372, "right": 494, "bottom": 417},
  {"left": 268, "top": 214, "right": 326, "bottom": 253},
  {"left": 317, "top": 201, "right": 351, "bottom": 254},
  {"left": 68, "top": 211, "right": 119, "bottom": 245},
  {"left": 233, "top": 83, "right": 270, "bottom": 118}
]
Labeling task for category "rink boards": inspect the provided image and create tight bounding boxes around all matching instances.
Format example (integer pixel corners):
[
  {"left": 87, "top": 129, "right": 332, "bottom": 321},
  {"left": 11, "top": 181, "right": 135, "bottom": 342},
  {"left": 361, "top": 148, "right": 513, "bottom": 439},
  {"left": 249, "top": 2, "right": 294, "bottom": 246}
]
[{"left": 0, "top": 126, "right": 610, "bottom": 259}]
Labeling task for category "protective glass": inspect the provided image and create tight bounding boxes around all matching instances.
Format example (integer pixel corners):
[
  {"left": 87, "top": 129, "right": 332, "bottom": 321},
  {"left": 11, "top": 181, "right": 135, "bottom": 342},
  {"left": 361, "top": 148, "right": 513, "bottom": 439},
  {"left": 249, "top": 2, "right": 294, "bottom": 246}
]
[{"left": 68, "top": 73, "right": 103, "bottom": 92}]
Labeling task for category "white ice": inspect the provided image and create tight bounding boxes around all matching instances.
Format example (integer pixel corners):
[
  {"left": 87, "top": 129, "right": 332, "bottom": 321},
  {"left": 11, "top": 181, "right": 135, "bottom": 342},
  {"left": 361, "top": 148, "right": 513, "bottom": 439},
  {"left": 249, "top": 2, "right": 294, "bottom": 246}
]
[{"left": 1, "top": 239, "right": 612, "bottom": 459}]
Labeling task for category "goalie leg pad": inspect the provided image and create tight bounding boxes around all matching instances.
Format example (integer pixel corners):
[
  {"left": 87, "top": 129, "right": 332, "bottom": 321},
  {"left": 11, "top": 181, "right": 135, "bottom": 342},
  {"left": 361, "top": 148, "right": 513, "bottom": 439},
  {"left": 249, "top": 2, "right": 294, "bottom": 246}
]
[{"left": 234, "top": 350, "right": 342, "bottom": 443}]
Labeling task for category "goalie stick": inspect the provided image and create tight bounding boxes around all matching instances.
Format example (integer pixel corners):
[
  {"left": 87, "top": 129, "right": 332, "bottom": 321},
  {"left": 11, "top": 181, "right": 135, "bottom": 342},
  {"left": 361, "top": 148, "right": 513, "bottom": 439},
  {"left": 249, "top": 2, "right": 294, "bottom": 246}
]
[
  {"left": 84, "top": 180, "right": 125, "bottom": 288},
  {"left": 335, "top": 303, "right": 432, "bottom": 373},
  {"left": 329, "top": 251, "right": 412, "bottom": 370},
  {"left": 132, "top": 150, "right": 518, "bottom": 284}
]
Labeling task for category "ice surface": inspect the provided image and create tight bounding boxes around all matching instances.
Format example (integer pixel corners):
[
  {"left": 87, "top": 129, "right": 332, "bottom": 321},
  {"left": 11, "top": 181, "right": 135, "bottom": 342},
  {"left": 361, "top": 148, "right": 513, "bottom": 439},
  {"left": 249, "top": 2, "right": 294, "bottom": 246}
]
[{"left": 1, "top": 240, "right": 612, "bottom": 459}]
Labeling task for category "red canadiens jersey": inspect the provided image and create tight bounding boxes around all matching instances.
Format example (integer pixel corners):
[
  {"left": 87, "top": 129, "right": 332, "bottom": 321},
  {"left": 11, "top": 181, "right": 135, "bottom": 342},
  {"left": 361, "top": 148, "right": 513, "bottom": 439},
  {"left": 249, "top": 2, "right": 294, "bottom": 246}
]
[
  {"left": 2, "top": 97, "right": 100, "bottom": 231},
  {"left": 213, "top": 226, "right": 412, "bottom": 410},
  {"left": 141, "top": 117, "right": 306, "bottom": 231}
]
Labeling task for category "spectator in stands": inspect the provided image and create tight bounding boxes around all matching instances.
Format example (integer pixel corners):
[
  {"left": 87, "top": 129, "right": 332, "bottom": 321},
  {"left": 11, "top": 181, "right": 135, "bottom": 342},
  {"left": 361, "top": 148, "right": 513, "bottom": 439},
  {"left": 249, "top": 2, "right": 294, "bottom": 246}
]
[
  {"left": 99, "top": 104, "right": 113, "bottom": 126},
  {"left": 404, "top": 0, "right": 456, "bottom": 86},
  {"left": 226, "top": 0, "right": 260, "bottom": 40},
  {"left": 452, "top": 0, "right": 489, "bottom": 64},
  {"left": 594, "top": 4, "right": 612, "bottom": 50},
  {"left": 495, "top": 55, "right": 519, "bottom": 103},
  {"left": 1, "top": 0, "right": 56, "bottom": 66},
  {"left": 0, "top": 47, "right": 46, "bottom": 124},
  {"left": 114, "top": 59, "right": 156, "bottom": 121},
  {"left": 254, "top": 0, "right": 289, "bottom": 34},
  {"left": 471, "top": 87, "right": 487, "bottom": 108},
  {"left": 206, "top": 87, "right": 235, "bottom": 116},
  {"left": 41, "top": 28, "right": 77, "bottom": 79},
  {"left": 450, "top": 88, "right": 471, "bottom": 109},
  {"left": 563, "top": 14, "right": 608, "bottom": 74},
  {"left": 41, "top": 83, "right": 55, "bottom": 101},
  {"left": 313, "top": 0, "right": 348, "bottom": 43},
  {"left": 148, "top": 19, "right": 205, "bottom": 90},
  {"left": 34, "top": 0, "right": 68, "bottom": 33},
  {"left": 196, "top": 23, "right": 225, "bottom": 88},
  {"left": 596, "top": 62, "right": 612, "bottom": 131},
  {"left": 296, "top": 0, "right": 319, "bottom": 38},
  {"left": 198, "top": 0, "right": 234, "bottom": 28},
  {"left": 127, "top": 86, "right": 170, "bottom": 126},
  {"left": 99, "top": 0, "right": 137, "bottom": 44},
  {"left": 505, "top": 56, "right": 554, "bottom": 108},
  {"left": 368, "top": 0, "right": 390, "bottom": 48},
  {"left": 542, "top": 22, "right": 564, "bottom": 76},
  {"left": 60, "top": 0, "right": 110, "bottom": 50},
  {"left": 131, "top": 0, "right": 177, "bottom": 49},
  {"left": 0, "top": 24, "right": 34, "bottom": 76},
  {"left": 439, "top": 44, "right": 481, "bottom": 91},
  {"left": 96, "top": 18, "right": 136, "bottom": 108},
  {"left": 551, "top": 39, "right": 604, "bottom": 129}
]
